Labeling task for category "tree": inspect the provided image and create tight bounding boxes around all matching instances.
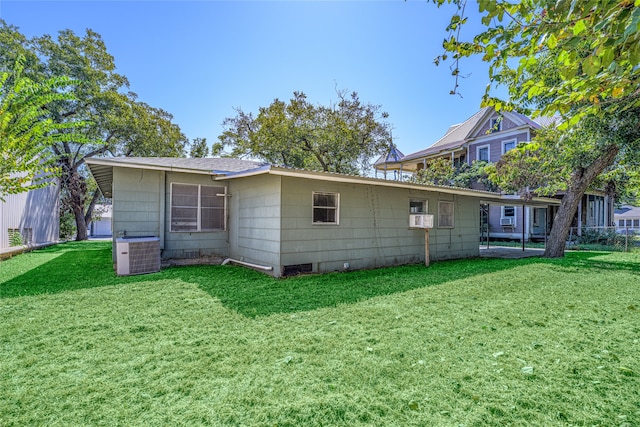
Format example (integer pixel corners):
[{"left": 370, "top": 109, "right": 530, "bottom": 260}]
[
  {"left": 414, "top": 158, "right": 498, "bottom": 191},
  {"left": 0, "top": 56, "right": 77, "bottom": 198},
  {"left": 433, "top": 0, "right": 640, "bottom": 257},
  {"left": 218, "top": 90, "right": 392, "bottom": 174},
  {"left": 0, "top": 22, "right": 187, "bottom": 240},
  {"left": 190, "top": 137, "right": 209, "bottom": 158}
]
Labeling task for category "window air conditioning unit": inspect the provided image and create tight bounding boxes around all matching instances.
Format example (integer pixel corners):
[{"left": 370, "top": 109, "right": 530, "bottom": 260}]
[
  {"left": 500, "top": 217, "right": 514, "bottom": 226},
  {"left": 410, "top": 214, "right": 434, "bottom": 229},
  {"left": 116, "top": 236, "right": 161, "bottom": 276}
]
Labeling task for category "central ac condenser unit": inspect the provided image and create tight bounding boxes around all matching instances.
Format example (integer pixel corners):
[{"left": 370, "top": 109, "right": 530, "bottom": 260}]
[{"left": 116, "top": 237, "right": 161, "bottom": 276}]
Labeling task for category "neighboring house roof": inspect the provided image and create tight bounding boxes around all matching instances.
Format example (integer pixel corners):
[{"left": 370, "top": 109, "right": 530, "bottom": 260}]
[
  {"left": 87, "top": 157, "right": 561, "bottom": 207},
  {"left": 373, "top": 145, "right": 405, "bottom": 166},
  {"left": 380, "top": 107, "right": 560, "bottom": 166},
  {"left": 614, "top": 205, "right": 640, "bottom": 218},
  {"left": 87, "top": 157, "right": 268, "bottom": 197}
]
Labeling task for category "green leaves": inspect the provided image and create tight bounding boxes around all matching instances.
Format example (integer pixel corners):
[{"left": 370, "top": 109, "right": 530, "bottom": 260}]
[{"left": 218, "top": 89, "right": 392, "bottom": 174}]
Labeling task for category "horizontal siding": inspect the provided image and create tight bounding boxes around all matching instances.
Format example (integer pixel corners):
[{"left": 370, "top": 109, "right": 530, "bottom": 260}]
[
  {"left": 468, "top": 131, "right": 530, "bottom": 163},
  {"left": 228, "top": 174, "right": 281, "bottom": 271},
  {"left": 280, "top": 177, "right": 480, "bottom": 274},
  {"left": 163, "top": 172, "right": 229, "bottom": 259}
]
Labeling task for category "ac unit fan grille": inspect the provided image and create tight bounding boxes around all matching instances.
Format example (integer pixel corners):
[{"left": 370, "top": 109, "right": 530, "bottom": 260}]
[{"left": 128, "top": 241, "right": 161, "bottom": 274}]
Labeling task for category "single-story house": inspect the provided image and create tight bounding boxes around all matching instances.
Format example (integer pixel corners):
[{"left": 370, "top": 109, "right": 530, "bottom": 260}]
[
  {"left": 87, "top": 157, "right": 559, "bottom": 277},
  {"left": 89, "top": 204, "right": 112, "bottom": 237},
  {"left": 614, "top": 205, "right": 640, "bottom": 232}
]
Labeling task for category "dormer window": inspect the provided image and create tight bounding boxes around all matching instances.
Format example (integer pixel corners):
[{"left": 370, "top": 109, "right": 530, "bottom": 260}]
[{"left": 490, "top": 117, "right": 502, "bottom": 133}]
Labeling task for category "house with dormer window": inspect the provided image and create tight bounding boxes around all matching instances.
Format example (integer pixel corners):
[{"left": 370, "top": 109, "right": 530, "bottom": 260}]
[{"left": 374, "top": 107, "right": 614, "bottom": 241}]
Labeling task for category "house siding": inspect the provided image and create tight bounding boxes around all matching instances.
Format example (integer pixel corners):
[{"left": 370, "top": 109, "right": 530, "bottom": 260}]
[
  {"left": 163, "top": 172, "right": 230, "bottom": 260},
  {"left": 0, "top": 183, "right": 59, "bottom": 250},
  {"left": 279, "top": 176, "right": 480, "bottom": 276},
  {"left": 228, "top": 174, "right": 281, "bottom": 270},
  {"left": 468, "top": 131, "right": 530, "bottom": 163}
]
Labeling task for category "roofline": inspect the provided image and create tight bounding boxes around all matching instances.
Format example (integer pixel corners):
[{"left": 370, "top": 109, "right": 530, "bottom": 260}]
[
  {"left": 219, "top": 165, "right": 560, "bottom": 205},
  {"left": 85, "top": 157, "right": 223, "bottom": 176}
]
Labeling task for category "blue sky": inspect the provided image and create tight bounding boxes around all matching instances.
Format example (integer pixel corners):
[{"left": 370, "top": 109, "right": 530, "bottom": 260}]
[{"left": 1, "top": 1, "right": 493, "bottom": 157}]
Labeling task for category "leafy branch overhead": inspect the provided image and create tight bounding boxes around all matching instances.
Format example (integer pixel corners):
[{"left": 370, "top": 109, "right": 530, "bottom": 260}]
[
  {"left": 434, "top": 0, "right": 640, "bottom": 122},
  {"left": 217, "top": 90, "right": 392, "bottom": 175}
]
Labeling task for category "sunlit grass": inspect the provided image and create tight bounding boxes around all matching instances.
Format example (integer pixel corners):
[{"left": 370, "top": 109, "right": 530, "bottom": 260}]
[{"left": 1, "top": 241, "right": 639, "bottom": 426}]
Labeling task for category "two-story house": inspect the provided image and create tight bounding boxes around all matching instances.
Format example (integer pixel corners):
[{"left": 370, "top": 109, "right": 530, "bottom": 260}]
[{"left": 374, "top": 107, "right": 613, "bottom": 241}]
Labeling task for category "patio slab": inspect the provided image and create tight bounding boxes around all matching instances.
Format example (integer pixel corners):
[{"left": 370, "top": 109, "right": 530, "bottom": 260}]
[{"left": 479, "top": 245, "right": 545, "bottom": 259}]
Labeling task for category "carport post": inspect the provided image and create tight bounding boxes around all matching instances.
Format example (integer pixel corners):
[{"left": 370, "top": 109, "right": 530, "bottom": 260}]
[
  {"left": 425, "top": 229, "right": 430, "bottom": 267},
  {"left": 522, "top": 204, "right": 526, "bottom": 251}
]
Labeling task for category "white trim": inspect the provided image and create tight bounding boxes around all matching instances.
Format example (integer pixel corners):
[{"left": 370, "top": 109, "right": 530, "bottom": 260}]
[
  {"left": 501, "top": 138, "right": 517, "bottom": 155},
  {"left": 312, "top": 191, "right": 340, "bottom": 225},
  {"left": 469, "top": 125, "right": 532, "bottom": 144},
  {"left": 476, "top": 144, "right": 490, "bottom": 162},
  {"left": 170, "top": 182, "right": 226, "bottom": 232}
]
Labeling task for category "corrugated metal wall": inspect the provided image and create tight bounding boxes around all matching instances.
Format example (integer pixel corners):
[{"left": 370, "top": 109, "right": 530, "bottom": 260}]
[{"left": 0, "top": 182, "right": 59, "bottom": 250}]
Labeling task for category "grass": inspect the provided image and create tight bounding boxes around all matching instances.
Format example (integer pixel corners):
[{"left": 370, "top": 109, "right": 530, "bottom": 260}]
[{"left": 1, "top": 241, "right": 639, "bottom": 426}]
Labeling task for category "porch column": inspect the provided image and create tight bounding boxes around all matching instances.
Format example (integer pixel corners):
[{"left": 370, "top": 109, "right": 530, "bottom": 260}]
[{"left": 577, "top": 200, "right": 583, "bottom": 236}]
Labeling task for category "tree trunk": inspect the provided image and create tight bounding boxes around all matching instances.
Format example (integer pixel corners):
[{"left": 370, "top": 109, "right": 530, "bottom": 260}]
[
  {"left": 74, "top": 203, "right": 88, "bottom": 241},
  {"left": 543, "top": 144, "right": 620, "bottom": 257}
]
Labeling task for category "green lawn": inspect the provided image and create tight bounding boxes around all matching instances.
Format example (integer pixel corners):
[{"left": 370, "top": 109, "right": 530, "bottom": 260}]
[{"left": 1, "top": 242, "right": 639, "bottom": 426}]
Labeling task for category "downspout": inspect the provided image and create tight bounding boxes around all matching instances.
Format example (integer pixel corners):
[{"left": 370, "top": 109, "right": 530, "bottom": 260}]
[{"left": 222, "top": 258, "right": 273, "bottom": 271}]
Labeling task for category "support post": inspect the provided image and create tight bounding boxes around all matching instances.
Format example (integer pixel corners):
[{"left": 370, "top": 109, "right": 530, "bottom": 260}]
[
  {"left": 522, "top": 204, "right": 526, "bottom": 251},
  {"left": 425, "top": 229, "right": 430, "bottom": 267}
]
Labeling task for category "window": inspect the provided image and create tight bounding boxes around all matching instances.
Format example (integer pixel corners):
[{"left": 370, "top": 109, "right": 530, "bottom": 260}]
[
  {"left": 409, "top": 199, "right": 427, "bottom": 214},
  {"left": 438, "top": 201, "right": 454, "bottom": 228},
  {"left": 619, "top": 219, "right": 625, "bottom": 227},
  {"left": 170, "top": 183, "right": 226, "bottom": 232},
  {"left": 7, "top": 228, "right": 22, "bottom": 246},
  {"left": 477, "top": 145, "right": 490, "bottom": 162},
  {"left": 635, "top": 219, "right": 640, "bottom": 228},
  {"left": 502, "top": 139, "right": 517, "bottom": 154},
  {"left": 313, "top": 192, "right": 339, "bottom": 224},
  {"left": 501, "top": 206, "right": 516, "bottom": 226},
  {"left": 490, "top": 117, "right": 502, "bottom": 133},
  {"left": 532, "top": 208, "right": 539, "bottom": 226}
]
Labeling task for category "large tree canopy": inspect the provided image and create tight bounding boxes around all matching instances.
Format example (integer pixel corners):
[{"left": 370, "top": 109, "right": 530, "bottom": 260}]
[
  {"left": 0, "top": 57, "right": 79, "bottom": 198},
  {"left": 217, "top": 90, "right": 392, "bottom": 175},
  {"left": 434, "top": 0, "right": 640, "bottom": 257},
  {"left": 0, "top": 21, "right": 187, "bottom": 240}
]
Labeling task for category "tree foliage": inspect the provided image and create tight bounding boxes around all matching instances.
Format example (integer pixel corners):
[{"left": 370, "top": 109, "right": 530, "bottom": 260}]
[
  {"left": 190, "top": 137, "right": 209, "bottom": 158},
  {"left": 0, "top": 56, "right": 78, "bottom": 198},
  {"left": 435, "top": 0, "right": 640, "bottom": 121},
  {"left": 433, "top": 0, "right": 640, "bottom": 257},
  {"left": 414, "top": 159, "right": 498, "bottom": 191},
  {"left": 218, "top": 90, "right": 392, "bottom": 174},
  {"left": 0, "top": 21, "right": 187, "bottom": 239}
]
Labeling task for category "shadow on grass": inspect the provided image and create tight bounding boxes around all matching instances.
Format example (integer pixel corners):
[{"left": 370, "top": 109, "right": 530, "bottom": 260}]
[{"left": 2, "top": 241, "right": 638, "bottom": 317}]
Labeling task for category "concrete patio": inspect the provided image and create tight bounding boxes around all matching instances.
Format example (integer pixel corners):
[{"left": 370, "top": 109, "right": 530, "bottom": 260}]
[{"left": 479, "top": 245, "right": 545, "bottom": 259}]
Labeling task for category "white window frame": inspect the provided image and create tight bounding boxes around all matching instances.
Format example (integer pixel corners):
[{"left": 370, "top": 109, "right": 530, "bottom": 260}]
[
  {"left": 502, "top": 206, "right": 517, "bottom": 227},
  {"left": 476, "top": 144, "right": 490, "bottom": 162},
  {"left": 170, "top": 183, "right": 226, "bottom": 232},
  {"left": 312, "top": 191, "right": 340, "bottom": 225},
  {"left": 502, "top": 139, "right": 517, "bottom": 155},
  {"left": 438, "top": 200, "right": 455, "bottom": 229}
]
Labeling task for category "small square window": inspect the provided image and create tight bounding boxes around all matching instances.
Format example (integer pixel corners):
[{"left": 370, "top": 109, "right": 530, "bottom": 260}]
[
  {"left": 438, "top": 201, "right": 454, "bottom": 228},
  {"left": 313, "top": 192, "right": 339, "bottom": 224},
  {"left": 409, "top": 199, "right": 427, "bottom": 214}
]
